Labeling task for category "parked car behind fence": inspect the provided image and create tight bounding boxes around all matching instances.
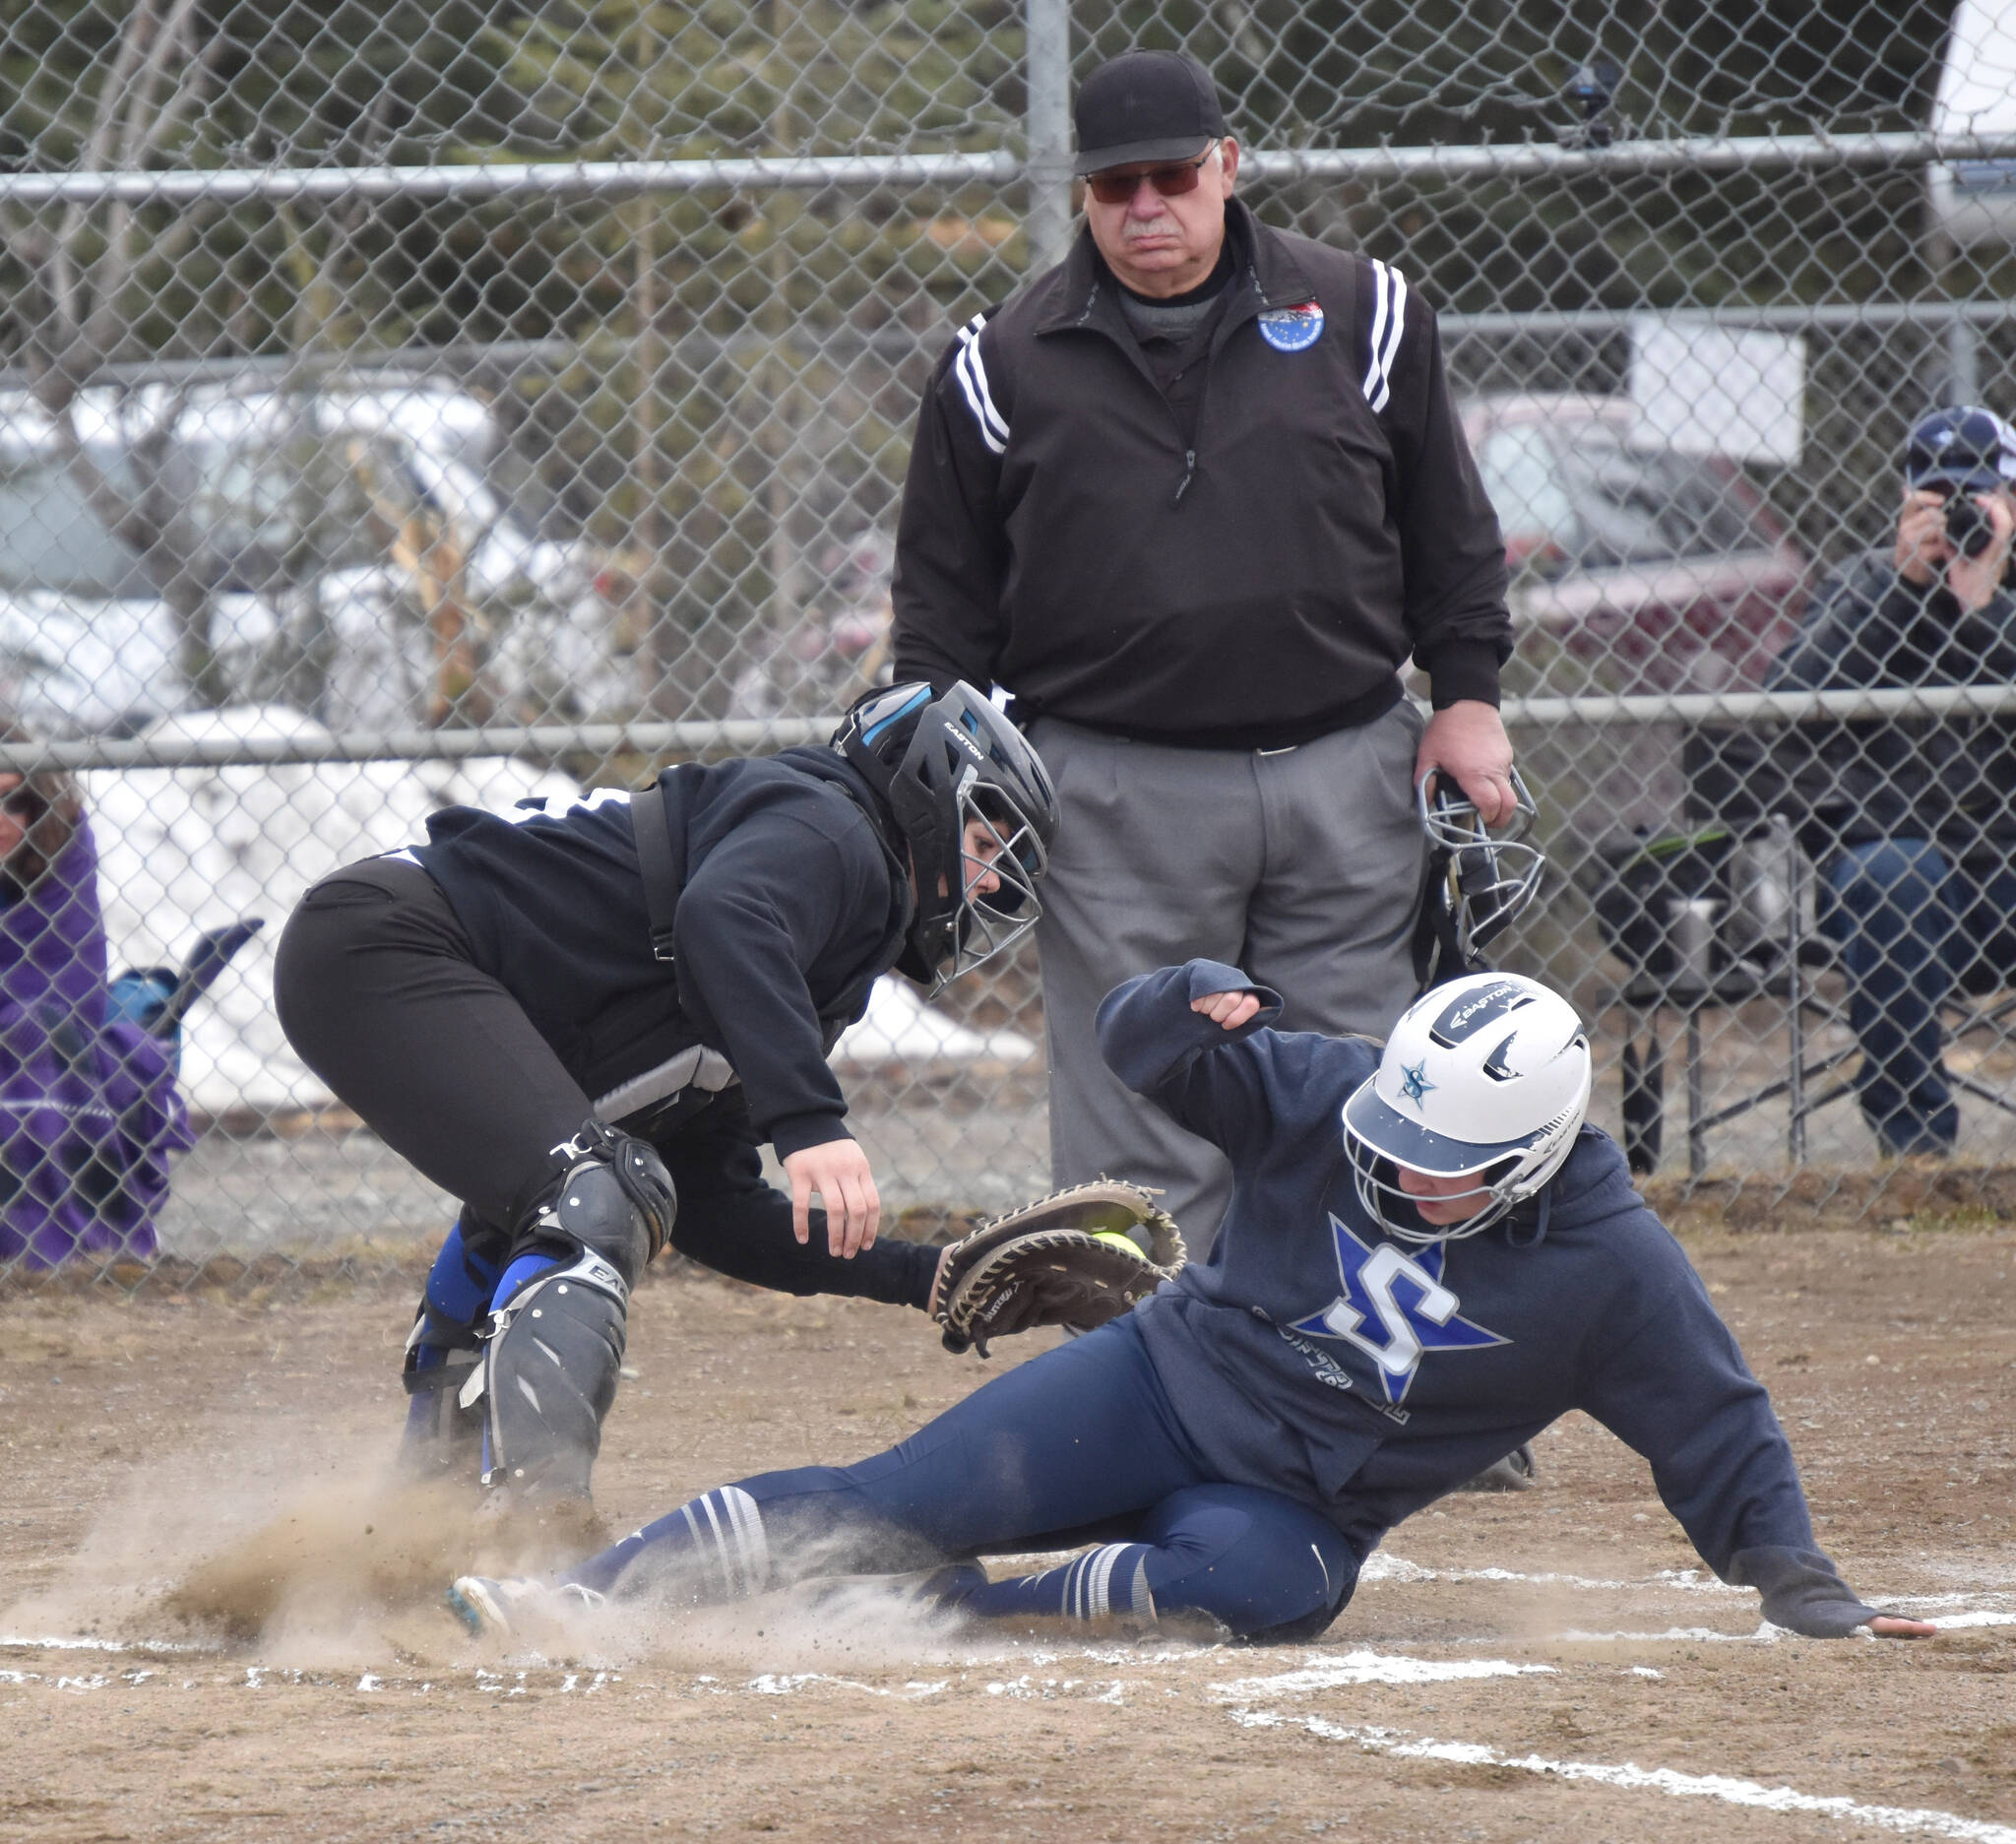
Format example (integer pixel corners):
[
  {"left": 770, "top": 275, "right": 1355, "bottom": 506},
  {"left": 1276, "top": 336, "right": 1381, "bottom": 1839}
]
[
  {"left": 1463, "top": 394, "right": 1809, "bottom": 696},
  {"left": 0, "top": 380, "right": 614, "bottom": 738}
]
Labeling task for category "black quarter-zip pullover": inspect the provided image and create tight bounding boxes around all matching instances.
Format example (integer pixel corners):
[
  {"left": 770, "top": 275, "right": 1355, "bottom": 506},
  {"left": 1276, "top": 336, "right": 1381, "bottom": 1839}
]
[{"left": 891, "top": 201, "right": 1512, "bottom": 751}]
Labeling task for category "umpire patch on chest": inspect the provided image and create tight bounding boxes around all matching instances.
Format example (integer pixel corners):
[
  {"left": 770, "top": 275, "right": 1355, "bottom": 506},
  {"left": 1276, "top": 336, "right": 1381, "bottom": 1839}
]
[{"left": 1258, "top": 300, "right": 1325, "bottom": 352}]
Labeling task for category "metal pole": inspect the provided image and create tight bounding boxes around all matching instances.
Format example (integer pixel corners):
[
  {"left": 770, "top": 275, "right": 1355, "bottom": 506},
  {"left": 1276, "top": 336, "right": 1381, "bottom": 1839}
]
[
  {"left": 11, "top": 128, "right": 2016, "bottom": 209},
  {"left": 1787, "top": 836, "right": 1809, "bottom": 1168},
  {"left": 1687, "top": 1006, "right": 1706, "bottom": 1179},
  {"left": 1025, "top": 0, "right": 1074, "bottom": 275},
  {"left": 1498, "top": 684, "right": 2016, "bottom": 727},
  {"left": 16, "top": 681, "right": 2016, "bottom": 773},
  {"left": 1948, "top": 314, "right": 1981, "bottom": 407},
  {"left": 0, "top": 719, "right": 837, "bottom": 774}
]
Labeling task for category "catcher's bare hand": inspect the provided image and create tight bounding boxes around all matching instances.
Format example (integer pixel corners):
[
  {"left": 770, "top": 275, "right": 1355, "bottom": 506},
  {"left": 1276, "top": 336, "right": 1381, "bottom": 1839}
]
[
  {"left": 782, "top": 1138, "right": 879, "bottom": 1256},
  {"left": 1192, "top": 989, "right": 1262, "bottom": 1031},
  {"left": 1865, "top": 1616, "right": 1937, "bottom": 1639}
]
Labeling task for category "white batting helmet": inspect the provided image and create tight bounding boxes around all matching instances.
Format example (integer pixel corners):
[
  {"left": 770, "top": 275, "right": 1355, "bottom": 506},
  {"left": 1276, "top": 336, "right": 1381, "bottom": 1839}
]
[{"left": 1343, "top": 972, "right": 1592, "bottom": 1244}]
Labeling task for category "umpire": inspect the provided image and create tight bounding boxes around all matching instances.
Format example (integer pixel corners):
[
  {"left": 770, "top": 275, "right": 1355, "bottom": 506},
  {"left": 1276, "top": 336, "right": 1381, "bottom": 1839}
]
[{"left": 892, "top": 51, "right": 1518, "bottom": 1243}]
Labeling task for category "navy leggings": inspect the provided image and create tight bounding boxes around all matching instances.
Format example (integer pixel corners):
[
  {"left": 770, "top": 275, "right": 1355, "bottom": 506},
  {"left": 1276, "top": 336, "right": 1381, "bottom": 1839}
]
[{"left": 568, "top": 1315, "right": 1359, "bottom": 1641}]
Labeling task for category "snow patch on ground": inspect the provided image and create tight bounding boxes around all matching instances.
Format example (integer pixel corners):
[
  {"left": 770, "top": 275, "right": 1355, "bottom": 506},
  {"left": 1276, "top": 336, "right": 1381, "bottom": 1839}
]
[
  {"left": 835, "top": 973, "right": 1036, "bottom": 1070},
  {"left": 80, "top": 706, "right": 1035, "bottom": 1115},
  {"left": 84, "top": 707, "right": 581, "bottom": 1117}
]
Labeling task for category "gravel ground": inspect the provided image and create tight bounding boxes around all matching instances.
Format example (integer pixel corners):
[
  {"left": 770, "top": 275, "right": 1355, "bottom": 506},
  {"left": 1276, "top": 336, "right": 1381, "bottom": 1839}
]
[{"left": 1, "top": 1219, "right": 2012, "bottom": 1843}]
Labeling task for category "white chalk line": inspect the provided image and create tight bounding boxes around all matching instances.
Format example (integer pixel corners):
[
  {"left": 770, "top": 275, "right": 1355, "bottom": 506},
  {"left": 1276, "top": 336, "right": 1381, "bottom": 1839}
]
[
  {"left": 1, "top": 1604, "right": 2005, "bottom": 1703},
  {"left": 0, "top": 1632, "right": 219, "bottom": 1656},
  {"left": 1360, "top": 1554, "right": 1747, "bottom": 1596},
  {"left": 1555, "top": 1624, "right": 1784, "bottom": 1644},
  {"left": 747, "top": 1672, "right": 948, "bottom": 1699},
  {"left": 1211, "top": 1651, "right": 1555, "bottom": 1697},
  {"left": 1361, "top": 1558, "right": 2016, "bottom": 1637},
  {"left": 1228, "top": 1710, "right": 2016, "bottom": 1844}
]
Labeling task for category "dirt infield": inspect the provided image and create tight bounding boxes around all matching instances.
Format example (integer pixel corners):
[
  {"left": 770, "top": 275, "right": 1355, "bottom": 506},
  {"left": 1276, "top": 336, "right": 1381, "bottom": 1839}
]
[{"left": 2, "top": 1217, "right": 2013, "bottom": 1844}]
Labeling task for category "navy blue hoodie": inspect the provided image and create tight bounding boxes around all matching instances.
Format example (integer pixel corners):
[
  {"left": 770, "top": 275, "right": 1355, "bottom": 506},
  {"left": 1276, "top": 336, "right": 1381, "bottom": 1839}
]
[{"left": 1100, "top": 959, "right": 1883, "bottom": 1639}]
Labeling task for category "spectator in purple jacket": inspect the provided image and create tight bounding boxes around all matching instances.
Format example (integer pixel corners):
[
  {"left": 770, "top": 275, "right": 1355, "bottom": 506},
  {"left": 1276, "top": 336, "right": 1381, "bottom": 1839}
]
[{"left": 0, "top": 726, "right": 190, "bottom": 1268}]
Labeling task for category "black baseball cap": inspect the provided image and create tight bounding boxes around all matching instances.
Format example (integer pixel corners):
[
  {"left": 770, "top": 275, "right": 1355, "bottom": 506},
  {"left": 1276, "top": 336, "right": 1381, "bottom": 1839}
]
[
  {"left": 1072, "top": 51, "right": 1228, "bottom": 177},
  {"left": 1904, "top": 407, "right": 2016, "bottom": 492}
]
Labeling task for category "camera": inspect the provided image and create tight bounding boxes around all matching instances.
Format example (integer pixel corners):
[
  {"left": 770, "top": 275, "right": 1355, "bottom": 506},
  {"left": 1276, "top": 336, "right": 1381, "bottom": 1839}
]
[
  {"left": 1943, "top": 490, "right": 1999, "bottom": 559},
  {"left": 1559, "top": 58, "right": 1624, "bottom": 150}
]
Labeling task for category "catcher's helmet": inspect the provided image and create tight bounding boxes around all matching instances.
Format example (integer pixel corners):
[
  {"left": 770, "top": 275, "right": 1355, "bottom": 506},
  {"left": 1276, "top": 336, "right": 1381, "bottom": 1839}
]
[
  {"left": 1343, "top": 972, "right": 1592, "bottom": 1244},
  {"left": 1417, "top": 767, "right": 1546, "bottom": 977},
  {"left": 834, "top": 680, "right": 1058, "bottom": 992}
]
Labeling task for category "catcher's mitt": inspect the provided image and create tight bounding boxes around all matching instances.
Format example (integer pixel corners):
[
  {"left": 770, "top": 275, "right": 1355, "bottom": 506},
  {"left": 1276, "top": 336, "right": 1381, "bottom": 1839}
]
[{"left": 928, "top": 1179, "right": 1187, "bottom": 1358}]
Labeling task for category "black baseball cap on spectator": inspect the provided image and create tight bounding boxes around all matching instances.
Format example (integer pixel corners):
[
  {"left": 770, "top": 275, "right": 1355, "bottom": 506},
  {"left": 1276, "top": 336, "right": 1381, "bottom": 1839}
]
[
  {"left": 1904, "top": 407, "right": 2016, "bottom": 492},
  {"left": 1072, "top": 51, "right": 1228, "bottom": 177}
]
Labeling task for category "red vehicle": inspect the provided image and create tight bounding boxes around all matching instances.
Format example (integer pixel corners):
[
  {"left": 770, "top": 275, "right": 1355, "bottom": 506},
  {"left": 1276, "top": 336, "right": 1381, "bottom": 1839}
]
[{"left": 1461, "top": 395, "right": 1808, "bottom": 694}]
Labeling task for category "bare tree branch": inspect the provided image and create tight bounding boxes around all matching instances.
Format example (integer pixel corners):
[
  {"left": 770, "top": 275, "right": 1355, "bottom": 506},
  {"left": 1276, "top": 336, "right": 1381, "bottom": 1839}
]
[
  {"left": 55, "top": 0, "right": 158, "bottom": 352},
  {"left": 27, "top": 0, "right": 228, "bottom": 708},
  {"left": 94, "top": 0, "right": 207, "bottom": 361}
]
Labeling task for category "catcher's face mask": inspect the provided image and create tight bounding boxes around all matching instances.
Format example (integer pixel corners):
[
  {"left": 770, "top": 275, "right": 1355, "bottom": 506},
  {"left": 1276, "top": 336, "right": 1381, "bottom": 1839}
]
[
  {"left": 835, "top": 680, "right": 1058, "bottom": 996},
  {"left": 1418, "top": 767, "right": 1546, "bottom": 967}
]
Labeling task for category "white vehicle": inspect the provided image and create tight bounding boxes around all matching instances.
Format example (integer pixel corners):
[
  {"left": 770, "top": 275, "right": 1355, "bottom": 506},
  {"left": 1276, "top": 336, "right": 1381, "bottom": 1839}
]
[
  {"left": 1927, "top": 0, "right": 2016, "bottom": 246},
  {"left": 0, "top": 378, "right": 616, "bottom": 735}
]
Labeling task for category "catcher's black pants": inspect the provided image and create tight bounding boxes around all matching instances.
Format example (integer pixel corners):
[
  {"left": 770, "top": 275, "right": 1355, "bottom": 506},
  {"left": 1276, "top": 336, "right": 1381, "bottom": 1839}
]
[{"left": 274, "top": 857, "right": 934, "bottom": 1307}]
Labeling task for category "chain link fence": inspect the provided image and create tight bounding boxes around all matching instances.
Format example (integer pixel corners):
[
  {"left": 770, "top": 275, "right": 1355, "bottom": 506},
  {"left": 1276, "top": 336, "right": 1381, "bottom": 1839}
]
[{"left": 3, "top": 0, "right": 2015, "bottom": 1285}]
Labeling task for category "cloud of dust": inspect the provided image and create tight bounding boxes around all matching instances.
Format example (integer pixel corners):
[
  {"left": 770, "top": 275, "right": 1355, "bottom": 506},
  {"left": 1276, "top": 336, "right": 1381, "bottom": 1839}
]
[
  {"left": 5, "top": 1413, "right": 1145, "bottom": 1677},
  {"left": 1, "top": 1416, "right": 602, "bottom": 1669}
]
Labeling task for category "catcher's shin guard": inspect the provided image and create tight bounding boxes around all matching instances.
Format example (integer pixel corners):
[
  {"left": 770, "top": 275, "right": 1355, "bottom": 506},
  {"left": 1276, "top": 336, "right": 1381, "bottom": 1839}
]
[{"left": 467, "top": 1123, "right": 676, "bottom": 1503}]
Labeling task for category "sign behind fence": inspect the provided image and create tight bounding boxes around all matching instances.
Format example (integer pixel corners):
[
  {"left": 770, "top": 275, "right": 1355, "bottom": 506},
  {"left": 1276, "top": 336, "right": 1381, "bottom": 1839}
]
[{"left": 1628, "top": 320, "right": 1806, "bottom": 464}]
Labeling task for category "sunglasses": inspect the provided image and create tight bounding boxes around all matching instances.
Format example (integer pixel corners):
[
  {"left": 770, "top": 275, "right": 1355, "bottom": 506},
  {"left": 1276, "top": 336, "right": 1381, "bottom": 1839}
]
[
  {"left": 1084, "top": 144, "right": 1218, "bottom": 206},
  {"left": 1, "top": 783, "right": 47, "bottom": 822}
]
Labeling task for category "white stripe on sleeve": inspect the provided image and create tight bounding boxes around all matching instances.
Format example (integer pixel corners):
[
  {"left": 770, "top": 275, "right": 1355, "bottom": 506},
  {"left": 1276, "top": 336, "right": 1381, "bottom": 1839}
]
[
  {"left": 1361, "top": 260, "right": 1409, "bottom": 413},
  {"left": 953, "top": 312, "right": 1009, "bottom": 456},
  {"left": 1361, "top": 261, "right": 1391, "bottom": 408}
]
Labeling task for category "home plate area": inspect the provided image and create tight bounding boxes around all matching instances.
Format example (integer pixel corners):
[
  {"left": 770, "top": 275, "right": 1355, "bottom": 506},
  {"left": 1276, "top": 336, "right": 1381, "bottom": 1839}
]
[{"left": 1, "top": 1218, "right": 2011, "bottom": 1841}]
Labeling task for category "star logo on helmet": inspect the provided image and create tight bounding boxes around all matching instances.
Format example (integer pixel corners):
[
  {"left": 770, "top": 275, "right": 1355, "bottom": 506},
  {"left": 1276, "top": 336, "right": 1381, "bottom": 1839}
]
[
  {"left": 1398, "top": 1059, "right": 1435, "bottom": 1108},
  {"left": 1288, "top": 1216, "right": 1507, "bottom": 1407}
]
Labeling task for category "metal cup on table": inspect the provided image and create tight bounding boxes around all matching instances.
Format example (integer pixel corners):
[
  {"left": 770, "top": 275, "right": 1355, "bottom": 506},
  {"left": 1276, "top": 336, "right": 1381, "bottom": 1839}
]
[{"left": 1666, "top": 896, "right": 1720, "bottom": 998}]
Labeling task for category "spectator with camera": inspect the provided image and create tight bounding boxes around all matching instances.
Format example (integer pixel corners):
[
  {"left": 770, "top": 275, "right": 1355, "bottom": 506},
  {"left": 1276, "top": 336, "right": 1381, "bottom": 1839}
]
[{"left": 1760, "top": 407, "right": 2016, "bottom": 1157}]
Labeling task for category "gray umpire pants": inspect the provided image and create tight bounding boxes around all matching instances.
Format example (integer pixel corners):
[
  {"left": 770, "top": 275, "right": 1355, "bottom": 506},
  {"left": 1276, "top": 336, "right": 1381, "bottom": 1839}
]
[{"left": 1030, "top": 702, "right": 1427, "bottom": 1252}]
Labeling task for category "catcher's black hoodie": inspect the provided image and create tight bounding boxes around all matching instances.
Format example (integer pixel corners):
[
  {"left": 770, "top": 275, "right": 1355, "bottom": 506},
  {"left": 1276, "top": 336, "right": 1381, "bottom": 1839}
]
[{"left": 411, "top": 750, "right": 910, "bottom": 1160}]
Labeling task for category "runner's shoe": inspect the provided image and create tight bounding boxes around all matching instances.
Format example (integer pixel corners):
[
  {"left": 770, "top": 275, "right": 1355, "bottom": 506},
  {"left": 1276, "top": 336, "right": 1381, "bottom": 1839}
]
[{"left": 447, "top": 1573, "right": 604, "bottom": 1638}]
